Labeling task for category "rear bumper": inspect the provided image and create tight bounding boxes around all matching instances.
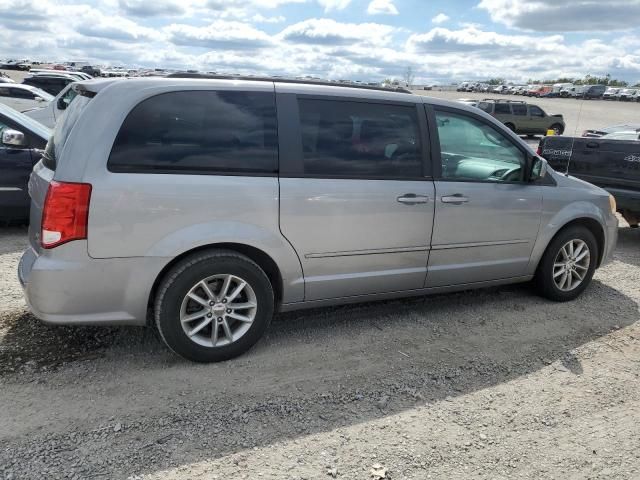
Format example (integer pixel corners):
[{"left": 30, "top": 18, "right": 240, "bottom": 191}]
[{"left": 19, "top": 241, "right": 168, "bottom": 326}]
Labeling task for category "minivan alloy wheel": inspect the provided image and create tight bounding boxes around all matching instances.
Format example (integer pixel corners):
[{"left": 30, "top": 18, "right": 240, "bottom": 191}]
[
  {"left": 180, "top": 274, "right": 257, "bottom": 348},
  {"left": 553, "top": 239, "right": 590, "bottom": 292}
]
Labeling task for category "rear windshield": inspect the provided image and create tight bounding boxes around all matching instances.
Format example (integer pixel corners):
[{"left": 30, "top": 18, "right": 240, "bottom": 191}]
[{"left": 45, "top": 93, "right": 91, "bottom": 170}]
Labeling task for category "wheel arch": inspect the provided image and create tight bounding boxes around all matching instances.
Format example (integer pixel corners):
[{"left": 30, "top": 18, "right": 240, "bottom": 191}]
[
  {"left": 147, "top": 243, "right": 286, "bottom": 320},
  {"left": 533, "top": 216, "right": 606, "bottom": 273}
]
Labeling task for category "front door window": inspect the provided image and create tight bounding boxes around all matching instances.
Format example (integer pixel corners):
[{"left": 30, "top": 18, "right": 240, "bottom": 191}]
[{"left": 435, "top": 111, "right": 526, "bottom": 183}]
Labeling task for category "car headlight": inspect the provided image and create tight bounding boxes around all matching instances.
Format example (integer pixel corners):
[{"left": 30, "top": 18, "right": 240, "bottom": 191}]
[{"left": 609, "top": 194, "right": 617, "bottom": 214}]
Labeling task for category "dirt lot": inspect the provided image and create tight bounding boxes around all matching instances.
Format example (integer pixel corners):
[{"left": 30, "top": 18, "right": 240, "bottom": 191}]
[{"left": 0, "top": 221, "right": 639, "bottom": 479}]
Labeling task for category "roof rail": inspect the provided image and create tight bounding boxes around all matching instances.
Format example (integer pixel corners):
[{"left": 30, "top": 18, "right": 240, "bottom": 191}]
[
  {"left": 165, "top": 72, "right": 413, "bottom": 94},
  {"left": 482, "top": 98, "right": 526, "bottom": 103}
]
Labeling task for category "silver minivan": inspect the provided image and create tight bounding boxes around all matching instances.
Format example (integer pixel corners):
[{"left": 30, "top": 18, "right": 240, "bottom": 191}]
[{"left": 19, "top": 77, "right": 618, "bottom": 362}]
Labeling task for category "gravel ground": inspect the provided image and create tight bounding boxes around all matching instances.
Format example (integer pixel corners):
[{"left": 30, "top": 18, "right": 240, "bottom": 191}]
[{"left": 0, "top": 222, "right": 638, "bottom": 480}]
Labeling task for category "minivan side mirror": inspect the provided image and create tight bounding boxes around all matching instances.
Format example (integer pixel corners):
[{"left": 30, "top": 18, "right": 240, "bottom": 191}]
[
  {"left": 529, "top": 155, "right": 548, "bottom": 182},
  {"left": 57, "top": 96, "right": 69, "bottom": 110},
  {"left": 1, "top": 129, "right": 26, "bottom": 147}
]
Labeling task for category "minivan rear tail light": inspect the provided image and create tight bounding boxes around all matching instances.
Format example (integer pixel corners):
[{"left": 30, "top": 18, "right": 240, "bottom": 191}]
[{"left": 41, "top": 181, "right": 92, "bottom": 249}]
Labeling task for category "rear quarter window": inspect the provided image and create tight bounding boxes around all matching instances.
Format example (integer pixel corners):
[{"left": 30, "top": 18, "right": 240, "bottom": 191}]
[
  {"left": 477, "top": 102, "right": 492, "bottom": 113},
  {"left": 511, "top": 104, "right": 527, "bottom": 116},
  {"left": 108, "top": 90, "right": 278, "bottom": 175},
  {"left": 494, "top": 103, "right": 511, "bottom": 114}
]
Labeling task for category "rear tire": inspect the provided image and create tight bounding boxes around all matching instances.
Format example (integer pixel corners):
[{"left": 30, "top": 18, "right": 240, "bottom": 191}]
[
  {"left": 550, "top": 123, "right": 564, "bottom": 135},
  {"left": 534, "top": 226, "right": 598, "bottom": 302},
  {"left": 154, "top": 250, "right": 274, "bottom": 362}
]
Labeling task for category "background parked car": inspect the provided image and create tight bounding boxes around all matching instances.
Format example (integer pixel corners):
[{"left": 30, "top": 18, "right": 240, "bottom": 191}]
[
  {"left": 477, "top": 99, "right": 565, "bottom": 135},
  {"left": 24, "top": 83, "right": 77, "bottom": 128},
  {"left": 0, "top": 60, "right": 30, "bottom": 70},
  {"left": 582, "top": 123, "right": 640, "bottom": 137},
  {"left": 600, "top": 130, "right": 640, "bottom": 141},
  {"left": 579, "top": 85, "right": 607, "bottom": 99},
  {"left": 618, "top": 88, "right": 637, "bottom": 101},
  {"left": 530, "top": 86, "right": 553, "bottom": 97},
  {"left": 552, "top": 83, "right": 573, "bottom": 96},
  {"left": 525, "top": 86, "right": 539, "bottom": 96},
  {"left": 0, "top": 103, "right": 50, "bottom": 222},
  {"left": 28, "top": 69, "right": 92, "bottom": 81},
  {"left": 81, "top": 65, "right": 101, "bottom": 77},
  {"left": 0, "top": 84, "right": 53, "bottom": 112},
  {"left": 22, "top": 73, "right": 77, "bottom": 96},
  {"left": 539, "top": 132, "right": 640, "bottom": 227},
  {"left": 602, "top": 88, "right": 620, "bottom": 100}
]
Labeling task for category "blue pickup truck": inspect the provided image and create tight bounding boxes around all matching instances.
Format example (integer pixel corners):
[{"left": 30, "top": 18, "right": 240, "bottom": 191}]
[
  {"left": 539, "top": 129, "right": 640, "bottom": 227},
  {"left": 0, "top": 103, "right": 50, "bottom": 222}
]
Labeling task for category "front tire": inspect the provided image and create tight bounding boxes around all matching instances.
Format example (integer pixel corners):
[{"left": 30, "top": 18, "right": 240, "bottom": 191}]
[
  {"left": 534, "top": 226, "right": 598, "bottom": 302},
  {"left": 155, "top": 250, "right": 274, "bottom": 362},
  {"left": 550, "top": 123, "right": 564, "bottom": 135}
]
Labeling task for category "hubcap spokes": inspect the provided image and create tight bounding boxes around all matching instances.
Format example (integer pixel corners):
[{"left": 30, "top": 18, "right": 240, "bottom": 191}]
[
  {"left": 180, "top": 274, "right": 257, "bottom": 348},
  {"left": 553, "top": 239, "right": 590, "bottom": 292}
]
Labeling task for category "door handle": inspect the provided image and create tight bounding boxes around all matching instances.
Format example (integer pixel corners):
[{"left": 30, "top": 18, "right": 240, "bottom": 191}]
[
  {"left": 586, "top": 142, "right": 600, "bottom": 149},
  {"left": 441, "top": 194, "right": 469, "bottom": 204},
  {"left": 397, "top": 193, "right": 429, "bottom": 205}
]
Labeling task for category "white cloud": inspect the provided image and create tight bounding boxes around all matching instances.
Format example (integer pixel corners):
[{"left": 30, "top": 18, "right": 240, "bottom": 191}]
[
  {"left": 478, "top": 0, "right": 640, "bottom": 32},
  {"left": 317, "top": 0, "right": 351, "bottom": 12},
  {"left": 407, "top": 26, "right": 564, "bottom": 54},
  {"left": 1, "top": 0, "right": 640, "bottom": 86},
  {"left": 166, "top": 21, "right": 273, "bottom": 50},
  {"left": 118, "top": 0, "right": 186, "bottom": 17},
  {"left": 367, "top": 0, "right": 398, "bottom": 15},
  {"left": 251, "top": 13, "right": 286, "bottom": 23},
  {"left": 431, "top": 13, "right": 449, "bottom": 24},
  {"left": 278, "top": 18, "right": 395, "bottom": 46}
]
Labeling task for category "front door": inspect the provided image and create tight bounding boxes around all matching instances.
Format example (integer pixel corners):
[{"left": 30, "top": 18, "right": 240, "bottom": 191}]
[
  {"left": 278, "top": 93, "right": 435, "bottom": 301},
  {"left": 0, "top": 120, "right": 35, "bottom": 220},
  {"left": 528, "top": 105, "right": 548, "bottom": 134},
  {"left": 426, "top": 107, "right": 542, "bottom": 287}
]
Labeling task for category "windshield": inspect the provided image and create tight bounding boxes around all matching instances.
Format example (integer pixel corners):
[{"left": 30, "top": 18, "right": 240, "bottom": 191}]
[
  {"left": 602, "top": 131, "right": 640, "bottom": 141},
  {"left": 0, "top": 102, "right": 51, "bottom": 140},
  {"left": 23, "top": 86, "right": 54, "bottom": 101}
]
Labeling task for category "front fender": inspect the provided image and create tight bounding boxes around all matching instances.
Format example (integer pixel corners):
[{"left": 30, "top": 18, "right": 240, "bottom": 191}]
[
  {"left": 527, "top": 199, "right": 608, "bottom": 274},
  {"left": 146, "top": 221, "right": 305, "bottom": 303}
]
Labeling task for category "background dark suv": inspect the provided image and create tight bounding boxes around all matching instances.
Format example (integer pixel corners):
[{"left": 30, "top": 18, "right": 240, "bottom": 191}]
[{"left": 22, "top": 75, "right": 75, "bottom": 96}]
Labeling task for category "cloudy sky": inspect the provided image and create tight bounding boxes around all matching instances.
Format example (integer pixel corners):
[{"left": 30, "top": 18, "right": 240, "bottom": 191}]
[{"left": 2, "top": 0, "right": 640, "bottom": 84}]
